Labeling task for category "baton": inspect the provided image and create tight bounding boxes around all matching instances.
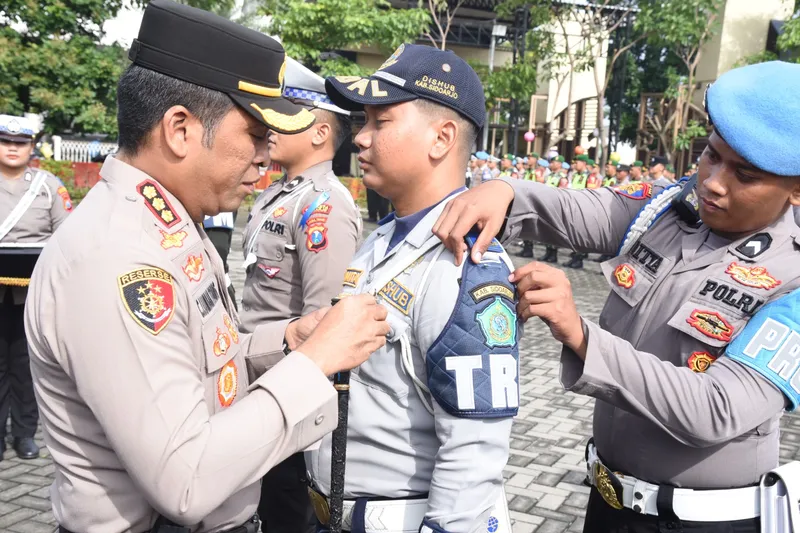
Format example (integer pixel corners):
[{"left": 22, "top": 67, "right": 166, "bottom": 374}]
[{"left": 328, "top": 297, "right": 350, "bottom": 533}]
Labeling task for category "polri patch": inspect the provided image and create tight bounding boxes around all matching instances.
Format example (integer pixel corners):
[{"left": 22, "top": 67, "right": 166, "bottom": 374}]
[
  {"left": 379, "top": 278, "right": 414, "bottom": 315},
  {"left": 343, "top": 268, "right": 364, "bottom": 288},
  {"left": 476, "top": 297, "right": 517, "bottom": 348},
  {"left": 160, "top": 229, "right": 188, "bottom": 250},
  {"left": 305, "top": 216, "right": 328, "bottom": 253},
  {"left": 725, "top": 262, "right": 780, "bottom": 290},
  {"left": 686, "top": 309, "right": 734, "bottom": 342},
  {"left": 613, "top": 182, "right": 652, "bottom": 200},
  {"left": 137, "top": 180, "right": 181, "bottom": 228},
  {"left": 687, "top": 351, "right": 717, "bottom": 373},
  {"left": 470, "top": 283, "right": 514, "bottom": 303},
  {"left": 613, "top": 263, "right": 636, "bottom": 289},
  {"left": 262, "top": 219, "right": 286, "bottom": 236},
  {"left": 697, "top": 279, "right": 765, "bottom": 315},
  {"left": 118, "top": 268, "right": 175, "bottom": 335},
  {"left": 217, "top": 361, "right": 238, "bottom": 408}
]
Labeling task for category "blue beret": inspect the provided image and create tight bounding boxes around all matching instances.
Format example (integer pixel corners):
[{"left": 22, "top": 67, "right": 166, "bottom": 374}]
[
  {"left": 475, "top": 151, "right": 489, "bottom": 161},
  {"left": 707, "top": 61, "right": 800, "bottom": 176},
  {"left": 562, "top": 162, "right": 570, "bottom": 170},
  {"left": 537, "top": 158, "right": 548, "bottom": 167}
]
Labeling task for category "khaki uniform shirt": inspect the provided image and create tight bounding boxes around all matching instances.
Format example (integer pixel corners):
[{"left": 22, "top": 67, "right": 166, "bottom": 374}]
[
  {"left": 502, "top": 178, "right": 800, "bottom": 488},
  {"left": 1, "top": 166, "right": 72, "bottom": 303},
  {"left": 25, "top": 156, "right": 338, "bottom": 532},
  {"left": 240, "top": 161, "right": 361, "bottom": 332}
]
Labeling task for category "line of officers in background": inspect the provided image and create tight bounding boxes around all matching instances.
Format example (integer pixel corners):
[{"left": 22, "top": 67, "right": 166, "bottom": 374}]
[{"left": 466, "top": 150, "right": 697, "bottom": 267}]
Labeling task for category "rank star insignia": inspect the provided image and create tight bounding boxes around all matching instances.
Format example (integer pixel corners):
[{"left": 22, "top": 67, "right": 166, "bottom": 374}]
[
  {"left": 686, "top": 310, "right": 734, "bottom": 342},
  {"left": 725, "top": 262, "right": 781, "bottom": 290},
  {"left": 213, "top": 327, "right": 232, "bottom": 357},
  {"left": 159, "top": 230, "right": 188, "bottom": 250},
  {"left": 223, "top": 313, "right": 239, "bottom": 345},
  {"left": 305, "top": 216, "right": 329, "bottom": 253},
  {"left": 613, "top": 263, "right": 636, "bottom": 289},
  {"left": 687, "top": 351, "right": 718, "bottom": 373},
  {"left": 271, "top": 206, "right": 287, "bottom": 218},
  {"left": 477, "top": 297, "right": 517, "bottom": 348},
  {"left": 217, "top": 361, "right": 238, "bottom": 408},
  {"left": 118, "top": 268, "right": 175, "bottom": 335},
  {"left": 182, "top": 254, "right": 204, "bottom": 282},
  {"left": 137, "top": 179, "right": 181, "bottom": 228}
]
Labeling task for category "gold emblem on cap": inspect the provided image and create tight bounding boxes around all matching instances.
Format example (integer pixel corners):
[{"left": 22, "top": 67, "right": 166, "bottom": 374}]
[
  {"left": 442, "top": 63, "right": 451, "bottom": 72},
  {"left": 238, "top": 80, "right": 282, "bottom": 98},
  {"left": 379, "top": 43, "right": 405, "bottom": 70},
  {"left": 249, "top": 103, "right": 315, "bottom": 132}
]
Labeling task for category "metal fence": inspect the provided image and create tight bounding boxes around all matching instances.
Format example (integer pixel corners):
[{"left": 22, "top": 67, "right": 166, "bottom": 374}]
[{"left": 52, "top": 136, "right": 118, "bottom": 163}]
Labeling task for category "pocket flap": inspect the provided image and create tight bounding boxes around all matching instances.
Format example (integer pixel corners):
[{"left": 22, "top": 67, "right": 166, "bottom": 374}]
[{"left": 667, "top": 301, "right": 745, "bottom": 347}]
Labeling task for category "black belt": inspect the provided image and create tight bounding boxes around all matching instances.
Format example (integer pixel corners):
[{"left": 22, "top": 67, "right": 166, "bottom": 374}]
[{"left": 59, "top": 514, "right": 259, "bottom": 533}]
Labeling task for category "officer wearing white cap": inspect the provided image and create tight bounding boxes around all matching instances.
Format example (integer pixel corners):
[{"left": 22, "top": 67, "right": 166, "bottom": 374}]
[
  {"left": 434, "top": 60, "right": 800, "bottom": 532},
  {"left": 0, "top": 114, "right": 72, "bottom": 461},
  {"left": 240, "top": 56, "right": 362, "bottom": 533}
]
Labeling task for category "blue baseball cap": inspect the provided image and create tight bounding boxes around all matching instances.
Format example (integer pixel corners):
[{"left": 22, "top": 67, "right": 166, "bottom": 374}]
[
  {"left": 706, "top": 61, "right": 800, "bottom": 176},
  {"left": 325, "top": 44, "right": 486, "bottom": 128}
]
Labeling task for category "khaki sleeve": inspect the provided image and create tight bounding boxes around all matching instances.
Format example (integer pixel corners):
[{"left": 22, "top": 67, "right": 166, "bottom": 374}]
[
  {"left": 560, "top": 319, "right": 785, "bottom": 448},
  {"left": 242, "top": 317, "right": 295, "bottom": 382},
  {"left": 56, "top": 249, "right": 337, "bottom": 524},
  {"left": 501, "top": 178, "right": 654, "bottom": 255},
  {"left": 296, "top": 188, "right": 360, "bottom": 314},
  {"left": 48, "top": 176, "right": 72, "bottom": 231}
]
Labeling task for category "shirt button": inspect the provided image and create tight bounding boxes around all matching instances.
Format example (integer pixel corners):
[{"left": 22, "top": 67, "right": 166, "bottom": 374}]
[
  {"left": 276, "top": 251, "right": 283, "bottom": 260},
  {"left": 366, "top": 273, "right": 374, "bottom": 283},
  {"left": 243, "top": 305, "right": 250, "bottom": 311},
  {"left": 314, "top": 414, "right": 325, "bottom": 425}
]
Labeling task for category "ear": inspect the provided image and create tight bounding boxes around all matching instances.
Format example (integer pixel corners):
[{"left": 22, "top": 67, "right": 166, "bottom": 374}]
[
  {"left": 429, "top": 118, "right": 458, "bottom": 161},
  {"left": 160, "top": 105, "right": 202, "bottom": 159},
  {"left": 311, "top": 122, "right": 332, "bottom": 148},
  {"left": 789, "top": 177, "right": 800, "bottom": 207}
]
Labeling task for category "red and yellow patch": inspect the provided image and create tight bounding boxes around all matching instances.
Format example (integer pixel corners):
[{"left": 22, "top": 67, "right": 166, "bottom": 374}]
[
  {"left": 686, "top": 310, "right": 733, "bottom": 342},
  {"left": 613, "top": 182, "right": 652, "bottom": 200},
  {"left": 725, "top": 262, "right": 781, "bottom": 290},
  {"left": 217, "top": 361, "right": 238, "bottom": 408},
  {"left": 118, "top": 268, "right": 175, "bottom": 335},
  {"left": 687, "top": 351, "right": 717, "bottom": 373},
  {"left": 613, "top": 263, "right": 636, "bottom": 289},
  {"left": 303, "top": 202, "right": 333, "bottom": 216},
  {"left": 305, "top": 215, "right": 329, "bottom": 253},
  {"left": 137, "top": 180, "right": 181, "bottom": 228},
  {"left": 182, "top": 254, "right": 204, "bottom": 282},
  {"left": 56, "top": 186, "right": 73, "bottom": 212},
  {"left": 159, "top": 230, "right": 188, "bottom": 250},
  {"left": 213, "top": 327, "right": 232, "bottom": 357},
  {"left": 223, "top": 313, "right": 239, "bottom": 345},
  {"left": 271, "top": 206, "right": 287, "bottom": 218}
]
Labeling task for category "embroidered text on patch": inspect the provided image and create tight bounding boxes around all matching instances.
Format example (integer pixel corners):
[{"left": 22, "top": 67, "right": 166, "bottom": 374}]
[
  {"left": 305, "top": 216, "right": 329, "bottom": 253},
  {"left": 379, "top": 279, "right": 414, "bottom": 315},
  {"left": 613, "top": 182, "right": 652, "bottom": 200},
  {"left": 470, "top": 283, "right": 514, "bottom": 303},
  {"left": 118, "top": 268, "right": 175, "bottom": 335},
  {"left": 725, "top": 262, "right": 781, "bottom": 290}
]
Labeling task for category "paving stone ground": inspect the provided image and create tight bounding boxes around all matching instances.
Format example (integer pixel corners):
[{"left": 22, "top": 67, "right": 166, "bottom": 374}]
[{"left": 5, "top": 213, "right": 800, "bottom": 532}]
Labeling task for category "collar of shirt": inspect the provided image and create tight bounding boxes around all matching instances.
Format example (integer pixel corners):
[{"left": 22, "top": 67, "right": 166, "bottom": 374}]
[
  {"left": 384, "top": 187, "right": 466, "bottom": 254},
  {"left": 281, "top": 160, "right": 334, "bottom": 193}
]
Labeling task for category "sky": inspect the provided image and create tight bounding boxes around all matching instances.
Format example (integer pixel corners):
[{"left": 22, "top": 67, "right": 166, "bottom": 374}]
[{"left": 102, "top": 5, "right": 144, "bottom": 47}]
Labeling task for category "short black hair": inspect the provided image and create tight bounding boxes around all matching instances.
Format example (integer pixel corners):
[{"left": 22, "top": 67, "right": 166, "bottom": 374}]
[
  {"left": 116, "top": 64, "right": 235, "bottom": 155},
  {"left": 311, "top": 108, "right": 352, "bottom": 151},
  {"left": 413, "top": 99, "right": 478, "bottom": 163}
]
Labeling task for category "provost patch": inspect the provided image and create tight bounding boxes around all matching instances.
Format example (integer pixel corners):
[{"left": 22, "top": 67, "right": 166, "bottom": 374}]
[
  {"left": 118, "top": 268, "right": 175, "bottom": 335},
  {"left": 687, "top": 351, "right": 717, "bottom": 373},
  {"left": 137, "top": 180, "right": 181, "bottom": 228},
  {"left": 159, "top": 230, "right": 188, "bottom": 250},
  {"left": 613, "top": 263, "right": 636, "bottom": 289},
  {"left": 725, "top": 263, "right": 781, "bottom": 290},
  {"left": 687, "top": 310, "right": 734, "bottom": 342},
  {"left": 476, "top": 297, "right": 517, "bottom": 348},
  {"left": 613, "top": 182, "right": 652, "bottom": 200},
  {"left": 217, "top": 361, "right": 238, "bottom": 407}
]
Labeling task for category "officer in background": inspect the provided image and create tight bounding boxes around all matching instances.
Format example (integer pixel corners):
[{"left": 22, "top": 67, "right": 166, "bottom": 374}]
[
  {"left": 473, "top": 151, "right": 492, "bottom": 185},
  {"left": 311, "top": 44, "right": 518, "bottom": 533},
  {"left": 239, "top": 57, "right": 362, "bottom": 533},
  {"left": 24, "top": 2, "right": 389, "bottom": 531},
  {"left": 569, "top": 154, "right": 589, "bottom": 189},
  {"left": 616, "top": 164, "right": 631, "bottom": 186},
  {"left": 435, "top": 60, "right": 800, "bottom": 533},
  {"left": 648, "top": 155, "right": 669, "bottom": 183},
  {"left": 203, "top": 211, "right": 238, "bottom": 306},
  {"left": 498, "top": 154, "right": 514, "bottom": 178},
  {"left": 630, "top": 160, "right": 644, "bottom": 181},
  {"left": 603, "top": 161, "right": 618, "bottom": 187},
  {"left": 0, "top": 114, "right": 72, "bottom": 461},
  {"left": 586, "top": 159, "right": 602, "bottom": 189}
]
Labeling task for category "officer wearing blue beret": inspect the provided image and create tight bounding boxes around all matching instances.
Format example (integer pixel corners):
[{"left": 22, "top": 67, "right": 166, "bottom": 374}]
[
  {"left": 305, "top": 44, "right": 518, "bottom": 533},
  {"left": 434, "top": 60, "right": 800, "bottom": 532}
]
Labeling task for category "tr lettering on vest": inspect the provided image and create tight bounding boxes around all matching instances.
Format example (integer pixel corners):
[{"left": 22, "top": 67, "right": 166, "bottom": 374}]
[{"left": 445, "top": 354, "right": 519, "bottom": 410}]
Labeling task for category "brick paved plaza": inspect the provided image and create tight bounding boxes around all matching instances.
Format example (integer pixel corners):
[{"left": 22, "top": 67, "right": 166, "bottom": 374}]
[{"left": 4, "top": 215, "right": 800, "bottom": 533}]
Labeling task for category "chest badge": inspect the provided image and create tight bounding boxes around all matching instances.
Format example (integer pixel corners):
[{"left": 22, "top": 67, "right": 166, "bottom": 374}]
[
  {"left": 223, "top": 313, "right": 240, "bottom": 345},
  {"left": 687, "top": 351, "right": 717, "bottom": 373},
  {"left": 160, "top": 230, "right": 188, "bottom": 250},
  {"left": 259, "top": 264, "right": 281, "bottom": 279},
  {"left": 271, "top": 206, "right": 287, "bottom": 218},
  {"left": 182, "top": 254, "right": 205, "bottom": 282},
  {"left": 477, "top": 297, "right": 517, "bottom": 348},
  {"left": 343, "top": 268, "right": 364, "bottom": 288},
  {"left": 217, "top": 361, "right": 238, "bottom": 408},
  {"left": 613, "top": 263, "right": 636, "bottom": 289},
  {"left": 686, "top": 310, "right": 734, "bottom": 342},
  {"left": 213, "top": 327, "right": 232, "bottom": 357},
  {"left": 725, "top": 262, "right": 780, "bottom": 290}
]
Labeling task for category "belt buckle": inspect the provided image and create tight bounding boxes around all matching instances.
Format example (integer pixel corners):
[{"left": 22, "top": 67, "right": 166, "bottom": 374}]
[
  {"left": 593, "top": 461, "right": 624, "bottom": 510},
  {"left": 308, "top": 487, "right": 331, "bottom": 526}
]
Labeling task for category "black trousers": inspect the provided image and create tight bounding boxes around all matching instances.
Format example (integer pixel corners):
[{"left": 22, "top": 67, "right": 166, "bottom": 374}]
[
  {"left": 583, "top": 487, "right": 760, "bottom": 533},
  {"left": 258, "top": 452, "right": 315, "bottom": 533},
  {"left": 0, "top": 289, "right": 38, "bottom": 439},
  {"left": 205, "top": 227, "right": 237, "bottom": 310}
]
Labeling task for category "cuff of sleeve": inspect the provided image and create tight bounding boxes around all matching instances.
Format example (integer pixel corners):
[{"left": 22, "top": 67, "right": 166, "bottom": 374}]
[
  {"left": 560, "top": 319, "right": 616, "bottom": 397},
  {"left": 244, "top": 317, "right": 296, "bottom": 381},
  {"left": 249, "top": 351, "right": 336, "bottom": 427}
]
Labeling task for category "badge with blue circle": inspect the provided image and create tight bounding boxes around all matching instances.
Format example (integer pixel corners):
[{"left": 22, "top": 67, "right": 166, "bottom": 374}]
[{"left": 477, "top": 297, "right": 516, "bottom": 348}]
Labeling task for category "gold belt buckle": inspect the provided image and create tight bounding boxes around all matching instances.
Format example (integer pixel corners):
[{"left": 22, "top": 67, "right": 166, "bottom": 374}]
[
  {"left": 307, "top": 487, "right": 331, "bottom": 526},
  {"left": 593, "top": 461, "right": 624, "bottom": 510}
]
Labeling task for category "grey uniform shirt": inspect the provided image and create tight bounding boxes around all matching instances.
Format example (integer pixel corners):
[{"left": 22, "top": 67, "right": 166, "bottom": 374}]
[
  {"left": 501, "top": 178, "right": 800, "bottom": 488},
  {"left": 240, "top": 161, "right": 361, "bottom": 332},
  {"left": 1, "top": 166, "right": 72, "bottom": 302},
  {"left": 25, "top": 156, "right": 338, "bottom": 532},
  {"left": 306, "top": 198, "right": 516, "bottom": 533}
]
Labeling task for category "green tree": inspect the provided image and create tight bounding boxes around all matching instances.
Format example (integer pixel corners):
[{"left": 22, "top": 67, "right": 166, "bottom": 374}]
[{"left": 260, "top": 0, "right": 430, "bottom": 77}]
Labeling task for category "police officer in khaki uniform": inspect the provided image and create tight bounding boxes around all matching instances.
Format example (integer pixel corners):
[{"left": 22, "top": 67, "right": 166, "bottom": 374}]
[
  {"left": 23, "top": 2, "right": 389, "bottom": 532},
  {"left": 240, "top": 57, "right": 362, "bottom": 533},
  {"left": 434, "top": 61, "right": 800, "bottom": 532},
  {"left": 0, "top": 114, "right": 72, "bottom": 460}
]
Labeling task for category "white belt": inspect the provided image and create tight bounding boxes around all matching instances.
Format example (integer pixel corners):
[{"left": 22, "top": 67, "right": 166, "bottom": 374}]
[
  {"left": 341, "top": 498, "right": 427, "bottom": 533},
  {"left": 587, "top": 444, "right": 760, "bottom": 522}
]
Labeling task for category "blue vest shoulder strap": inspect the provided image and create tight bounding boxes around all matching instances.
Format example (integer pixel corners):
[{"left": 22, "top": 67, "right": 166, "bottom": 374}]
[{"left": 425, "top": 233, "right": 520, "bottom": 418}]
